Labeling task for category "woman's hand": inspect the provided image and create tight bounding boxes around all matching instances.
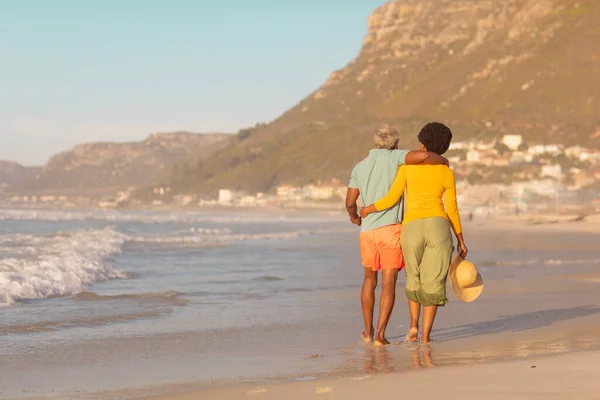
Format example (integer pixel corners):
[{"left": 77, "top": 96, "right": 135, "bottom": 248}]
[
  {"left": 458, "top": 242, "right": 468, "bottom": 258},
  {"left": 360, "top": 204, "right": 378, "bottom": 218}
]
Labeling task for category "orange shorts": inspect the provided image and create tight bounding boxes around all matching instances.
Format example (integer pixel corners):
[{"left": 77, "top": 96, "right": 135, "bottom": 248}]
[{"left": 360, "top": 224, "right": 404, "bottom": 271}]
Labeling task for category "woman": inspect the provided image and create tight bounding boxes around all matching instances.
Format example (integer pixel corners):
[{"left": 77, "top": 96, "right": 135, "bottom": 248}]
[{"left": 360, "top": 122, "right": 467, "bottom": 344}]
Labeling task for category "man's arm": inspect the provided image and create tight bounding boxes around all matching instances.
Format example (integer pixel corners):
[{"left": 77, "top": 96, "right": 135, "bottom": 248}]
[
  {"left": 404, "top": 150, "right": 449, "bottom": 166},
  {"left": 345, "top": 187, "right": 362, "bottom": 226}
]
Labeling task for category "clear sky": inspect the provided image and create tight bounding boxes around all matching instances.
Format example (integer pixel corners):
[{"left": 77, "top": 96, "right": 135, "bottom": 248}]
[{"left": 0, "top": 0, "right": 386, "bottom": 165}]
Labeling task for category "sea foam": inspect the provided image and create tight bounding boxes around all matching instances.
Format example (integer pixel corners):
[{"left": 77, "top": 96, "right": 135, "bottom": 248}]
[{"left": 0, "top": 227, "right": 126, "bottom": 305}]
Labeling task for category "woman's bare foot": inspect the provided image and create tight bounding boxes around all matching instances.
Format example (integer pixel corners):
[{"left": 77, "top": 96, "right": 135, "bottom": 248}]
[
  {"left": 406, "top": 327, "right": 419, "bottom": 342},
  {"left": 361, "top": 330, "right": 373, "bottom": 343},
  {"left": 422, "top": 346, "right": 436, "bottom": 368},
  {"left": 410, "top": 349, "right": 422, "bottom": 369},
  {"left": 421, "top": 336, "right": 432, "bottom": 344}
]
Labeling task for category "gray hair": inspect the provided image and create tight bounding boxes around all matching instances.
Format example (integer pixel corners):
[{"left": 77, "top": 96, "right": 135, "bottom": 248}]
[{"left": 374, "top": 127, "right": 399, "bottom": 149}]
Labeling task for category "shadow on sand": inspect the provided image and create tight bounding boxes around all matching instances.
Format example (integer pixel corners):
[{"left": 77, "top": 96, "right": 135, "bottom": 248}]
[{"left": 435, "top": 305, "right": 600, "bottom": 341}]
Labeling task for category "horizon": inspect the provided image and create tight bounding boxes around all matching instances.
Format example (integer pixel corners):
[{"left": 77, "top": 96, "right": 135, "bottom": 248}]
[{"left": 0, "top": 0, "right": 387, "bottom": 166}]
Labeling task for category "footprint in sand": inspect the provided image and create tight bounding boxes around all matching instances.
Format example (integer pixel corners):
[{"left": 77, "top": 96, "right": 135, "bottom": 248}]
[{"left": 246, "top": 388, "right": 267, "bottom": 396}]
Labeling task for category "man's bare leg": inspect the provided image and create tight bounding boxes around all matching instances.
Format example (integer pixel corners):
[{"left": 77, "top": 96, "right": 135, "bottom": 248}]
[
  {"left": 421, "top": 305, "right": 438, "bottom": 343},
  {"left": 407, "top": 299, "right": 421, "bottom": 342},
  {"left": 374, "top": 269, "right": 398, "bottom": 346},
  {"left": 361, "top": 268, "right": 378, "bottom": 342}
]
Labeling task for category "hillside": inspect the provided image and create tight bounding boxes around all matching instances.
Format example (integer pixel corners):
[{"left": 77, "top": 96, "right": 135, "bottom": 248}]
[
  {"left": 172, "top": 0, "right": 600, "bottom": 194},
  {"left": 13, "top": 132, "right": 233, "bottom": 194},
  {"left": 0, "top": 161, "right": 40, "bottom": 188}
]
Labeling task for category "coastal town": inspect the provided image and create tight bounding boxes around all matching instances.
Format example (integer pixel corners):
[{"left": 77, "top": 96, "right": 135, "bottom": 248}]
[{"left": 2, "top": 134, "right": 599, "bottom": 216}]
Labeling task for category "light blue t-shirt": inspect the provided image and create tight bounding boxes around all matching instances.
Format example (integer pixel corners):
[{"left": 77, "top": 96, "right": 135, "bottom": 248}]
[{"left": 348, "top": 149, "right": 409, "bottom": 232}]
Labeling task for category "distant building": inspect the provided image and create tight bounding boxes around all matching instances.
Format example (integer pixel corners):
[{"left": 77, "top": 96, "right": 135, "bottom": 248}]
[
  {"left": 303, "top": 184, "right": 346, "bottom": 200},
  {"left": 238, "top": 196, "right": 258, "bottom": 207},
  {"left": 218, "top": 189, "right": 233, "bottom": 205},
  {"left": 276, "top": 185, "right": 294, "bottom": 198},
  {"left": 528, "top": 144, "right": 563, "bottom": 156},
  {"left": 501, "top": 135, "right": 523, "bottom": 151},
  {"left": 174, "top": 194, "right": 196, "bottom": 206},
  {"left": 466, "top": 150, "right": 481, "bottom": 163},
  {"left": 198, "top": 198, "right": 217, "bottom": 207},
  {"left": 115, "top": 191, "right": 131, "bottom": 203},
  {"left": 465, "top": 149, "right": 507, "bottom": 166},
  {"left": 509, "top": 151, "right": 534, "bottom": 164},
  {"left": 153, "top": 184, "right": 171, "bottom": 196},
  {"left": 580, "top": 151, "right": 600, "bottom": 165},
  {"left": 448, "top": 141, "right": 469, "bottom": 150},
  {"left": 541, "top": 164, "right": 563, "bottom": 180},
  {"left": 565, "top": 145, "right": 589, "bottom": 160}
]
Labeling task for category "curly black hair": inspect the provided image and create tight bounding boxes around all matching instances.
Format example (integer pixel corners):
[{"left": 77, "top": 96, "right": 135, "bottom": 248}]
[{"left": 418, "top": 122, "right": 453, "bottom": 155}]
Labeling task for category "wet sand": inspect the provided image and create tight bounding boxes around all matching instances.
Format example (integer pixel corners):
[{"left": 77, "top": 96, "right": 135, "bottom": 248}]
[{"left": 146, "top": 350, "right": 600, "bottom": 400}]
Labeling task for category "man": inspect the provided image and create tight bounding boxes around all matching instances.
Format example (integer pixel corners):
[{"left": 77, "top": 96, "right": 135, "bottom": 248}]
[{"left": 345, "top": 127, "right": 448, "bottom": 346}]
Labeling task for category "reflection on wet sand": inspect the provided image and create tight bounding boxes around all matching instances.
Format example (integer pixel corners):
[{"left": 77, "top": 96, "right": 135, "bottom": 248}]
[
  {"left": 410, "top": 346, "right": 436, "bottom": 369},
  {"left": 363, "top": 346, "right": 394, "bottom": 374},
  {"left": 341, "top": 317, "right": 600, "bottom": 381},
  {"left": 362, "top": 345, "right": 437, "bottom": 375}
]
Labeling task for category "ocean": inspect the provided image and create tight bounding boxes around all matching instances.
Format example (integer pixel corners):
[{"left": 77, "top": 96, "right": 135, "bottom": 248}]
[{"left": 1, "top": 208, "right": 600, "bottom": 399}]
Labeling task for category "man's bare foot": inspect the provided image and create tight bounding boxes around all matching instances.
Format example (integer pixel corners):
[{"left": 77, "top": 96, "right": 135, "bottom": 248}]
[
  {"left": 406, "top": 327, "right": 419, "bottom": 342},
  {"left": 374, "top": 336, "right": 390, "bottom": 346}
]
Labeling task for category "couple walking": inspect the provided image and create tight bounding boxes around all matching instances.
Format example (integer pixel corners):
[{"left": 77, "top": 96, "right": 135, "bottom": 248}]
[{"left": 345, "top": 122, "right": 468, "bottom": 345}]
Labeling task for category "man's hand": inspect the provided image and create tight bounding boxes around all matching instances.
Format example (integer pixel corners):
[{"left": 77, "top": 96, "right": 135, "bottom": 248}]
[
  {"left": 345, "top": 187, "right": 362, "bottom": 226},
  {"left": 350, "top": 215, "right": 362, "bottom": 226}
]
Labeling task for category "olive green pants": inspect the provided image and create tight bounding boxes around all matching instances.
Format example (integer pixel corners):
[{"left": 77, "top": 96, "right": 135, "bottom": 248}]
[{"left": 401, "top": 217, "right": 454, "bottom": 306}]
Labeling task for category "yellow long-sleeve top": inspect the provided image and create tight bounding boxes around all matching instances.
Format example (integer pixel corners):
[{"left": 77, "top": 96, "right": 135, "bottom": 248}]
[{"left": 374, "top": 165, "right": 463, "bottom": 234}]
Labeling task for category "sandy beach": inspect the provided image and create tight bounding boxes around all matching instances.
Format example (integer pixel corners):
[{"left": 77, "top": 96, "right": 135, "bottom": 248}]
[
  {"left": 1, "top": 210, "right": 599, "bottom": 400},
  {"left": 146, "top": 350, "right": 600, "bottom": 400}
]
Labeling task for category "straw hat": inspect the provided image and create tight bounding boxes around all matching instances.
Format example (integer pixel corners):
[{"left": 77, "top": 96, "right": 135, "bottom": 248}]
[{"left": 448, "top": 254, "right": 483, "bottom": 302}]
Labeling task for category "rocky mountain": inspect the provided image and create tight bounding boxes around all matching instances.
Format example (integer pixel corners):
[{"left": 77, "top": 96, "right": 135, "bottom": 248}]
[
  {"left": 14, "top": 132, "right": 233, "bottom": 194},
  {"left": 0, "top": 161, "right": 40, "bottom": 188},
  {"left": 172, "top": 0, "right": 600, "bottom": 194}
]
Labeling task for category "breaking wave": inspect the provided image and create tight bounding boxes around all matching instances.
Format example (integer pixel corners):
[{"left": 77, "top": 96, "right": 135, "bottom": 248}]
[
  {"left": 0, "top": 227, "right": 126, "bottom": 306},
  {"left": 0, "top": 223, "right": 353, "bottom": 305}
]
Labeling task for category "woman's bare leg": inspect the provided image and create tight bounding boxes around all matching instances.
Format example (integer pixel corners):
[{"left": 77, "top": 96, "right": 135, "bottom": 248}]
[
  {"left": 421, "top": 305, "right": 438, "bottom": 343},
  {"left": 407, "top": 299, "right": 420, "bottom": 341}
]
